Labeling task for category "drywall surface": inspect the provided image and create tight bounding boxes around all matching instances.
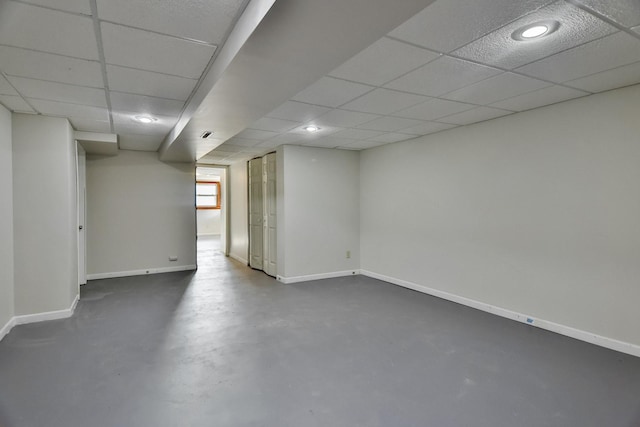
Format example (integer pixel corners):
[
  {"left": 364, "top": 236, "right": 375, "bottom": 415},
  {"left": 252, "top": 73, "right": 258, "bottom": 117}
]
[
  {"left": 279, "top": 145, "right": 360, "bottom": 278},
  {"left": 360, "top": 84, "right": 640, "bottom": 346},
  {"left": 86, "top": 150, "right": 196, "bottom": 276},
  {"left": 197, "top": 210, "right": 221, "bottom": 235},
  {"left": 12, "top": 114, "right": 78, "bottom": 315},
  {"left": 229, "top": 161, "right": 248, "bottom": 263},
  {"left": 0, "top": 106, "right": 13, "bottom": 328}
]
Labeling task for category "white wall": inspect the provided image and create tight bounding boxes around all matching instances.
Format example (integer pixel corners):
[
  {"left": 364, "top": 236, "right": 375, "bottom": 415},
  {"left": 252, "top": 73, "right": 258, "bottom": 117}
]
[
  {"left": 0, "top": 105, "right": 13, "bottom": 329},
  {"left": 229, "top": 161, "right": 248, "bottom": 264},
  {"left": 278, "top": 145, "right": 360, "bottom": 279},
  {"left": 197, "top": 210, "right": 221, "bottom": 235},
  {"left": 360, "top": 84, "right": 640, "bottom": 347},
  {"left": 12, "top": 114, "right": 78, "bottom": 315},
  {"left": 86, "top": 150, "right": 196, "bottom": 276}
]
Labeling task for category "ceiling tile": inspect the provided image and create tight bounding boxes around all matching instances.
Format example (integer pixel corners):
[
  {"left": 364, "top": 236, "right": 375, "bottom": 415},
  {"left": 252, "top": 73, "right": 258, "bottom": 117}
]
[
  {"left": 338, "top": 140, "right": 387, "bottom": 150},
  {"left": 96, "top": 0, "right": 244, "bottom": 44},
  {"left": 291, "top": 77, "right": 373, "bottom": 108},
  {"left": 490, "top": 85, "right": 588, "bottom": 111},
  {"left": 266, "top": 101, "right": 331, "bottom": 122},
  {"left": 0, "top": 2, "right": 98, "bottom": 60},
  {"left": 438, "top": 106, "right": 512, "bottom": 125},
  {"left": 290, "top": 125, "right": 344, "bottom": 137},
  {"left": 301, "top": 137, "right": 359, "bottom": 149},
  {"left": 453, "top": 2, "right": 616, "bottom": 69},
  {"left": 110, "top": 92, "right": 185, "bottom": 117},
  {"left": 332, "top": 129, "right": 385, "bottom": 140},
  {"left": 112, "top": 111, "right": 177, "bottom": 136},
  {"left": 224, "top": 138, "right": 262, "bottom": 147},
  {"left": 341, "top": 88, "right": 428, "bottom": 115},
  {"left": 0, "top": 75, "right": 19, "bottom": 96},
  {"left": 106, "top": 65, "right": 197, "bottom": 101},
  {"left": 24, "top": 0, "right": 91, "bottom": 15},
  {"left": 0, "top": 46, "right": 103, "bottom": 88},
  {"left": 394, "top": 98, "right": 475, "bottom": 120},
  {"left": 356, "top": 116, "right": 424, "bottom": 132},
  {"left": 573, "top": 0, "right": 640, "bottom": 28},
  {"left": 516, "top": 32, "right": 640, "bottom": 83},
  {"left": 329, "top": 37, "right": 441, "bottom": 86},
  {"left": 312, "top": 109, "right": 381, "bottom": 128},
  {"left": 234, "top": 129, "right": 280, "bottom": 140},
  {"left": 565, "top": 61, "right": 640, "bottom": 92},
  {"left": 28, "top": 98, "right": 109, "bottom": 120},
  {"left": 401, "top": 121, "right": 458, "bottom": 136},
  {"left": 68, "top": 117, "right": 111, "bottom": 133},
  {"left": 249, "top": 117, "right": 300, "bottom": 133},
  {"left": 260, "top": 133, "right": 304, "bottom": 146},
  {"left": 0, "top": 95, "right": 35, "bottom": 113},
  {"left": 385, "top": 57, "right": 501, "bottom": 97},
  {"left": 118, "top": 134, "right": 164, "bottom": 152},
  {"left": 8, "top": 76, "right": 107, "bottom": 107},
  {"left": 388, "top": 0, "right": 555, "bottom": 52},
  {"left": 101, "top": 22, "right": 216, "bottom": 79},
  {"left": 368, "top": 132, "right": 416, "bottom": 143},
  {"left": 442, "top": 72, "right": 551, "bottom": 104}
]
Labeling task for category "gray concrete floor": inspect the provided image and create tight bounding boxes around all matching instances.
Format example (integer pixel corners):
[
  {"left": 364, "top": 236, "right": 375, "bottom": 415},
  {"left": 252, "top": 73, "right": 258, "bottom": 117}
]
[{"left": 1, "top": 235, "right": 639, "bottom": 426}]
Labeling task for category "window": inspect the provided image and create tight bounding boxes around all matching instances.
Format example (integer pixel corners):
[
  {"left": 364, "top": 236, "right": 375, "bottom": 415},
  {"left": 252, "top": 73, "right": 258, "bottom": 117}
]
[{"left": 196, "top": 181, "right": 220, "bottom": 209}]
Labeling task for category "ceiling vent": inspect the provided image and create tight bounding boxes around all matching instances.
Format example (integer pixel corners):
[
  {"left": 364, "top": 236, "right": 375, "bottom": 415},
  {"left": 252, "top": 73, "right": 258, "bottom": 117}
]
[{"left": 201, "top": 131, "right": 214, "bottom": 139}]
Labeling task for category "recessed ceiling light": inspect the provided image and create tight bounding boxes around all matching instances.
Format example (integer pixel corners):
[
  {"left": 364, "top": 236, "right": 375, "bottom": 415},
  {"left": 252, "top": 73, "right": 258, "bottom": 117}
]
[
  {"left": 512, "top": 21, "right": 559, "bottom": 41},
  {"left": 303, "top": 125, "right": 320, "bottom": 132},
  {"left": 133, "top": 115, "right": 157, "bottom": 124}
]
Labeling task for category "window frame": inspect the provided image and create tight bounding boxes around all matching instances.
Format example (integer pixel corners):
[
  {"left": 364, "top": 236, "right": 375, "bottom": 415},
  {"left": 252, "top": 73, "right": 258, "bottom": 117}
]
[{"left": 196, "top": 180, "right": 221, "bottom": 210}]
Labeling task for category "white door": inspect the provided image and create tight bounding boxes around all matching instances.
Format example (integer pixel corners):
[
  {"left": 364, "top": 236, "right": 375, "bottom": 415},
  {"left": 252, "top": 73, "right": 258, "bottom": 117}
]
[
  {"left": 248, "top": 158, "right": 263, "bottom": 269},
  {"left": 262, "top": 153, "right": 277, "bottom": 277},
  {"left": 76, "top": 143, "right": 87, "bottom": 285}
]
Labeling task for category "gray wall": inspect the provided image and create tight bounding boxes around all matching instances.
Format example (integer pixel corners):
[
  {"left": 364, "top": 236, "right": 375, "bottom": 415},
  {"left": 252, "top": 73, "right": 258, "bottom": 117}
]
[
  {"left": 0, "top": 105, "right": 13, "bottom": 328},
  {"left": 86, "top": 150, "right": 196, "bottom": 276},
  {"left": 12, "top": 114, "right": 78, "bottom": 315},
  {"left": 360, "top": 84, "right": 640, "bottom": 346}
]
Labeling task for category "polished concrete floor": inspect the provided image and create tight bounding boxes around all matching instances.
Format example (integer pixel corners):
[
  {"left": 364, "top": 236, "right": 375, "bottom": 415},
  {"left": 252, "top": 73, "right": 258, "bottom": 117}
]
[{"left": 1, "top": 235, "right": 639, "bottom": 426}]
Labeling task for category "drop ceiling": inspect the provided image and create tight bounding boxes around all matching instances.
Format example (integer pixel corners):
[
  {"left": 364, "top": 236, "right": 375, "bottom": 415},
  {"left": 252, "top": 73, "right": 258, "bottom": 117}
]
[{"left": 1, "top": 0, "right": 639, "bottom": 163}]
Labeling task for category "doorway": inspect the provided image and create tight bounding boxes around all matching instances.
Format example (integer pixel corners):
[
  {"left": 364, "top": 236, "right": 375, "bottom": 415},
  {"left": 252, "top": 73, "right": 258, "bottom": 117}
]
[
  {"left": 195, "top": 166, "right": 229, "bottom": 267},
  {"left": 248, "top": 153, "right": 277, "bottom": 277}
]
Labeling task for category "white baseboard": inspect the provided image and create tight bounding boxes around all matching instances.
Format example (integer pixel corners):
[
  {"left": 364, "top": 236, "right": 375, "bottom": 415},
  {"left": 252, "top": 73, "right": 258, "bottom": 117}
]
[
  {"left": 87, "top": 265, "right": 197, "bottom": 280},
  {"left": 360, "top": 270, "right": 640, "bottom": 358},
  {"left": 278, "top": 269, "right": 360, "bottom": 284},
  {"left": 0, "top": 316, "right": 16, "bottom": 342},
  {"left": 229, "top": 253, "right": 248, "bottom": 265}
]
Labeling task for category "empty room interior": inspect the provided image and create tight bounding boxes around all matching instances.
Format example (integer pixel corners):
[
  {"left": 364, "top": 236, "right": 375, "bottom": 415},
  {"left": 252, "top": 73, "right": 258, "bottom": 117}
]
[{"left": 1, "top": 0, "right": 640, "bottom": 425}]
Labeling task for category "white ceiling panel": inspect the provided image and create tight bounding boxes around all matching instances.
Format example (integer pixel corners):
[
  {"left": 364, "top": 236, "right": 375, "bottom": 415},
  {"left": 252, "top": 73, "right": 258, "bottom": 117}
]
[
  {"left": 338, "top": 140, "right": 387, "bottom": 150},
  {"left": 0, "top": 75, "right": 19, "bottom": 96},
  {"left": 259, "top": 133, "right": 304, "bottom": 146},
  {"left": 573, "top": 0, "right": 640, "bottom": 28},
  {"left": 400, "top": 121, "right": 457, "bottom": 135},
  {"left": 565, "top": 61, "right": 640, "bottom": 93},
  {"left": 453, "top": 2, "right": 617, "bottom": 69},
  {"left": 438, "top": 106, "right": 512, "bottom": 125},
  {"left": 0, "top": 46, "right": 103, "bottom": 88},
  {"left": 490, "top": 85, "right": 588, "bottom": 111},
  {"left": 101, "top": 23, "right": 216, "bottom": 79},
  {"left": 0, "top": 95, "right": 35, "bottom": 113},
  {"left": 112, "top": 111, "right": 177, "bottom": 136},
  {"left": 388, "top": 0, "right": 555, "bottom": 53},
  {"left": 516, "top": 32, "right": 640, "bottom": 83},
  {"left": 266, "top": 101, "right": 331, "bottom": 122},
  {"left": 368, "top": 132, "right": 415, "bottom": 143},
  {"left": 329, "top": 37, "right": 441, "bottom": 86},
  {"left": 312, "top": 109, "right": 381, "bottom": 128},
  {"left": 291, "top": 77, "right": 373, "bottom": 108},
  {"left": 332, "top": 128, "right": 385, "bottom": 140},
  {"left": 106, "top": 65, "right": 197, "bottom": 101},
  {"left": 341, "top": 88, "right": 427, "bottom": 115},
  {"left": 394, "top": 97, "right": 475, "bottom": 120},
  {"left": 28, "top": 98, "right": 109, "bottom": 120},
  {"left": 234, "top": 129, "right": 280, "bottom": 140},
  {"left": 118, "top": 133, "right": 165, "bottom": 152},
  {"left": 301, "top": 136, "right": 359, "bottom": 149},
  {"left": 224, "top": 138, "right": 262, "bottom": 147},
  {"left": 442, "top": 72, "right": 551, "bottom": 104},
  {"left": 24, "top": 0, "right": 91, "bottom": 15},
  {"left": 249, "top": 117, "right": 299, "bottom": 133},
  {"left": 8, "top": 76, "right": 107, "bottom": 107},
  {"left": 96, "top": 0, "right": 245, "bottom": 45},
  {"left": 68, "top": 117, "right": 111, "bottom": 133},
  {"left": 0, "top": 2, "right": 98, "bottom": 60},
  {"left": 356, "top": 116, "right": 424, "bottom": 132},
  {"left": 110, "top": 92, "right": 185, "bottom": 117},
  {"left": 385, "top": 57, "right": 501, "bottom": 96}
]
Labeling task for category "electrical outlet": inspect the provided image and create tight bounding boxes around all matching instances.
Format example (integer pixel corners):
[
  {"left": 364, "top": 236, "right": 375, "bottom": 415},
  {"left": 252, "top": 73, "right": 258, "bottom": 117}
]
[
  {"left": 346, "top": 250, "right": 351, "bottom": 259},
  {"left": 169, "top": 255, "right": 178, "bottom": 262}
]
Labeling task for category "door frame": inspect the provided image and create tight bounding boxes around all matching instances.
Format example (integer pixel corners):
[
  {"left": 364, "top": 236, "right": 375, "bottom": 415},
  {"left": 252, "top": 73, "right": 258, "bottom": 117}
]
[{"left": 195, "top": 164, "right": 230, "bottom": 257}]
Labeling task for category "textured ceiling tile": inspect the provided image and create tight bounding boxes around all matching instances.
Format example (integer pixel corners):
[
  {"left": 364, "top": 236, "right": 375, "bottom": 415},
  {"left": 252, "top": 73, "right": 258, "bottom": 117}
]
[
  {"left": 101, "top": 23, "right": 216, "bottom": 79},
  {"left": 110, "top": 92, "right": 185, "bottom": 117},
  {"left": 249, "top": 117, "right": 300, "bottom": 133},
  {"left": 516, "top": 32, "right": 640, "bottom": 83},
  {"left": 0, "top": 75, "right": 19, "bottom": 96},
  {"left": 291, "top": 77, "right": 373, "bottom": 108},
  {"left": 573, "top": 0, "right": 640, "bottom": 28},
  {"left": 442, "top": 72, "right": 551, "bottom": 104},
  {"left": 259, "top": 133, "right": 303, "bottom": 146},
  {"left": 367, "top": 132, "right": 416, "bottom": 143},
  {"left": 388, "top": 0, "right": 555, "bottom": 52},
  {"left": 341, "top": 88, "right": 427, "bottom": 115},
  {"left": 224, "top": 138, "right": 262, "bottom": 147},
  {"left": 438, "top": 106, "right": 512, "bottom": 125},
  {"left": 0, "top": 2, "right": 98, "bottom": 60},
  {"left": 332, "top": 128, "right": 385, "bottom": 140},
  {"left": 312, "top": 109, "right": 381, "bottom": 128},
  {"left": 0, "top": 46, "right": 103, "bottom": 88},
  {"left": 394, "top": 98, "right": 475, "bottom": 121},
  {"left": 329, "top": 37, "right": 441, "bottom": 86},
  {"left": 8, "top": 76, "right": 107, "bottom": 107},
  {"left": 96, "top": 0, "right": 245, "bottom": 44},
  {"left": 338, "top": 140, "right": 387, "bottom": 150},
  {"left": 266, "top": 101, "right": 331, "bottom": 122},
  {"left": 490, "top": 85, "right": 588, "bottom": 111},
  {"left": 356, "top": 116, "right": 424, "bottom": 132},
  {"left": 25, "top": 0, "right": 91, "bottom": 15},
  {"left": 400, "top": 121, "right": 457, "bottom": 135},
  {"left": 118, "top": 134, "right": 165, "bottom": 152},
  {"left": 106, "top": 65, "right": 197, "bottom": 101},
  {"left": 234, "top": 129, "right": 280, "bottom": 140},
  {"left": 564, "top": 61, "right": 640, "bottom": 92},
  {"left": 453, "top": 2, "right": 617, "bottom": 69},
  {"left": 385, "top": 56, "right": 501, "bottom": 97},
  {"left": 0, "top": 95, "right": 35, "bottom": 113},
  {"left": 29, "top": 98, "right": 109, "bottom": 120}
]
